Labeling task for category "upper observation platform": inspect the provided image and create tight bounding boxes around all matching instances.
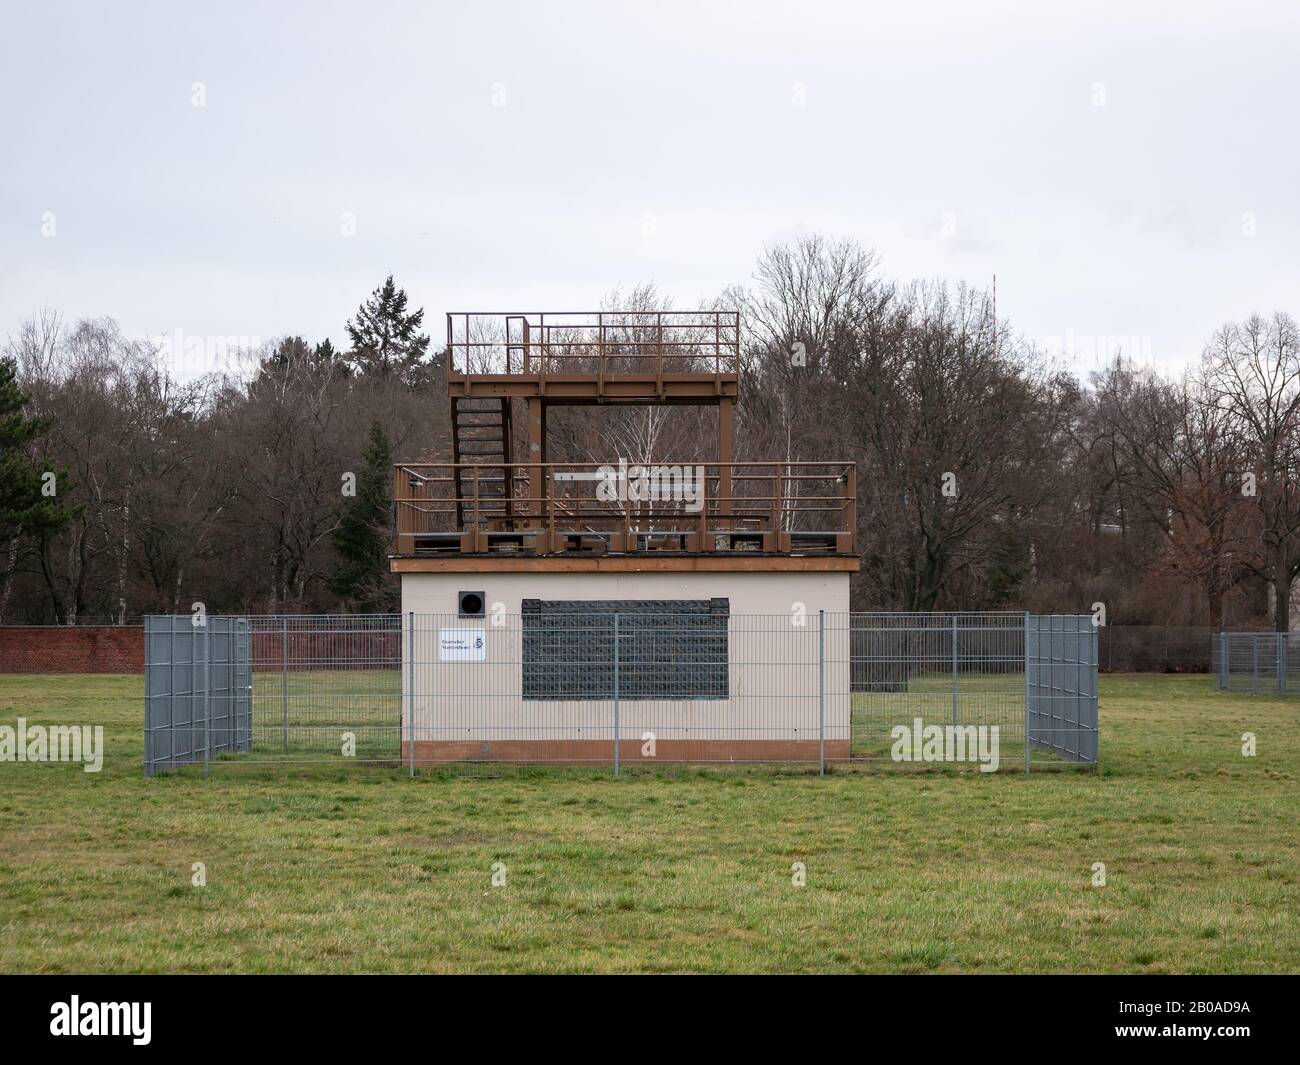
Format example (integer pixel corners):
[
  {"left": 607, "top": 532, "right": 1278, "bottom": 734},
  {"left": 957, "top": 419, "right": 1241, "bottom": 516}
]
[{"left": 445, "top": 311, "right": 740, "bottom": 402}]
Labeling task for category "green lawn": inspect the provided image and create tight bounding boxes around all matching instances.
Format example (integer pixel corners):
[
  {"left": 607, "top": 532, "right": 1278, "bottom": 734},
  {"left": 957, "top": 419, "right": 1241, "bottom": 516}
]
[{"left": 0, "top": 673, "right": 1295, "bottom": 973}]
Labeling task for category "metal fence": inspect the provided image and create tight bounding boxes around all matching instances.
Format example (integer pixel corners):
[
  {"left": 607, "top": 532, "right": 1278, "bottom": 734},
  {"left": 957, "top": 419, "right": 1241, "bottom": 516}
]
[
  {"left": 143, "top": 616, "right": 253, "bottom": 775},
  {"left": 1212, "top": 631, "right": 1300, "bottom": 693},
  {"left": 143, "top": 612, "right": 1099, "bottom": 776},
  {"left": 849, "top": 612, "right": 1027, "bottom": 764},
  {"left": 2, "top": 621, "right": 1218, "bottom": 674},
  {"left": 144, "top": 615, "right": 399, "bottom": 775},
  {"left": 1026, "top": 614, "right": 1100, "bottom": 763},
  {"left": 1097, "top": 625, "right": 1227, "bottom": 674}
]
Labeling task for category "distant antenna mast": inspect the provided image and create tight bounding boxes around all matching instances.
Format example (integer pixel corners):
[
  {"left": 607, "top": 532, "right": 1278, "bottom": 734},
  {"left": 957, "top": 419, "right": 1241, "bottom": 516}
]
[{"left": 992, "top": 273, "right": 997, "bottom": 358}]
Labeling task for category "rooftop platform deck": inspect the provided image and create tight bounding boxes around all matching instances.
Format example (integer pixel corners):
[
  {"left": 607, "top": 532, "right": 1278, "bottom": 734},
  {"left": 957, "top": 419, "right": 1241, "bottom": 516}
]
[
  {"left": 392, "top": 460, "right": 856, "bottom": 558},
  {"left": 446, "top": 311, "right": 739, "bottom": 401}
]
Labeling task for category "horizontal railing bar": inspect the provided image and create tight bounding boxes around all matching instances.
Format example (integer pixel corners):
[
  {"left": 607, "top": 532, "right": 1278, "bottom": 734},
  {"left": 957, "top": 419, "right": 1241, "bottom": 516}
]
[
  {"left": 451, "top": 334, "right": 736, "bottom": 342},
  {"left": 398, "top": 461, "right": 855, "bottom": 470},
  {"left": 448, "top": 310, "right": 738, "bottom": 316}
]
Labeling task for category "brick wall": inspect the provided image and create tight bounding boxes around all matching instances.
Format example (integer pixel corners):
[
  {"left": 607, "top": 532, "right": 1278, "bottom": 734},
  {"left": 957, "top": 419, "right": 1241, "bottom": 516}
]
[
  {"left": 0, "top": 626, "right": 143, "bottom": 674},
  {"left": 0, "top": 625, "right": 399, "bottom": 675}
]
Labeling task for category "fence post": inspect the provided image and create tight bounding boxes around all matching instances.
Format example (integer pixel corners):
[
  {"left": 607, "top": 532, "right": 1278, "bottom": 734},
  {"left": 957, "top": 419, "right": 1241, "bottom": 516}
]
[
  {"left": 818, "top": 610, "right": 825, "bottom": 776},
  {"left": 281, "top": 617, "right": 289, "bottom": 753},
  {"left": 1024, "top": 612, "right": 1031, "bottom": 774},
  {"left": 407, "top": 611, "right": 416, "bottom": 778},
  {"left": 1218, "top": 632, "right": 1227, "bottom": 691},
  {"left": 1278, "top": 632, "right": 1287, "bottom": 693},
  {"left": 143, "top": 619, "right": 152, "bottom": 778},
  {"left": 951, "top": 614, "right": 959, "bottom": 729},
  {"left": 1252, "top": 636, "right": 1258, "bottom": 694},
  {"left": 613, "top": 613, "right": 620, "bottom": 778},
  {"left": 202, "top": 621, "right": 211, "bottom": 779},
  {"left": 1286, "top": 633, "right": 1292, "bottom": 694}
]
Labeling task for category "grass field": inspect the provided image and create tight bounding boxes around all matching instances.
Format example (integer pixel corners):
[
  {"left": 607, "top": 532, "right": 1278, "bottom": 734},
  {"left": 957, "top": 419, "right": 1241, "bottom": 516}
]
[{"left": 0, "top": 672, "right": 1296, "bottom": 973}]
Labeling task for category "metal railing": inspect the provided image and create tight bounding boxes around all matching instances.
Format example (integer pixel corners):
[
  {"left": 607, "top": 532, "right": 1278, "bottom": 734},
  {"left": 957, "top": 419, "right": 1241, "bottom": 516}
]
[
  {"left": 445, "top": 311, "right": 741, "bottom": 378},
  {"left": 143, "top": 612, "right": 1099, "bottom": 775},
  {"left": 393, "top": 460, "right": 857, "bottom": 555}
]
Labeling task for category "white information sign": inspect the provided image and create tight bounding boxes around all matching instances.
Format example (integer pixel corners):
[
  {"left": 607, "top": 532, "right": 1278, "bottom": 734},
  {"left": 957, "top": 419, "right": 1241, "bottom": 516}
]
[{"left": 439, "top": 628, "right": 486, "bottom": 662}]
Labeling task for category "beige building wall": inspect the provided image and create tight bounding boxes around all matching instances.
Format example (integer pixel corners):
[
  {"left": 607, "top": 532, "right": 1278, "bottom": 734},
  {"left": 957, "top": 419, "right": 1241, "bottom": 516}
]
[{"left": 398, "top": 570, "right": 851, "bottom": 762}]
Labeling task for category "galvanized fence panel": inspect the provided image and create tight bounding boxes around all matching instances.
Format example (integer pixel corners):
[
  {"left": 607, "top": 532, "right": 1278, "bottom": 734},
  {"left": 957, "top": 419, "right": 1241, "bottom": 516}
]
[
  {"left": 144, "top": 611, "right": 1099, "bottom": 775},
  {"left": 1212, "top": 631, "right": 1300, "bottom": 692},
  {"left": 1026, "top": 615, "right": 1099, "bottom": 764},
  {"left": 143, "top": 615, "right": 252, "bottom": 776}
]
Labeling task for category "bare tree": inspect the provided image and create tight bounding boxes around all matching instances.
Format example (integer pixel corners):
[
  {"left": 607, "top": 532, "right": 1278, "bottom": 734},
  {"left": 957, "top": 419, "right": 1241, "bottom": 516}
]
[
  {"left": 1093, "top": 359, "right": 1250, "bottom": 625},
  {"left": 847, "top": 282, "right": 1070, "bottom": 609},
  {"left": 219, "top": 339, "right": 355, "bottom": 610},
  {"left": 1201, "top": 312, "right": 1300, "bottom": 630}
]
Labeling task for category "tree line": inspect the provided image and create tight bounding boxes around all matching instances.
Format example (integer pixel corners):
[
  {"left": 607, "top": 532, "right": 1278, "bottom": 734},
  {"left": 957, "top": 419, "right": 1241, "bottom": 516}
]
[{"left": 1, "top": 239, "right": 1296, "bottom": 628}]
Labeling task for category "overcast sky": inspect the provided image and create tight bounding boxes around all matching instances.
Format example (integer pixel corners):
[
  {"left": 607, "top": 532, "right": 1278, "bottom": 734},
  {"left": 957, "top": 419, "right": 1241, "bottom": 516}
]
[{"left": 2, "top": 0, "right": 1297, "bottom": 379}]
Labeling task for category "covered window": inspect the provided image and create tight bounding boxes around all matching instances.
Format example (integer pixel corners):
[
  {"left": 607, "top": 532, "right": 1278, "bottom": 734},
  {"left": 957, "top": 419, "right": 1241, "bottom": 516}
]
[{"left": 521, "top": 598, "right": 729, "bottom": 700}]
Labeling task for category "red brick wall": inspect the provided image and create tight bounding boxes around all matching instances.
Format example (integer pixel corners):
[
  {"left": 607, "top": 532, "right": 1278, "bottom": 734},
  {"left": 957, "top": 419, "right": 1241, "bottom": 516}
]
[
  {"left": 0, "top": 625, "right": 399, "bottom": 674},
  {"left": 0, "top": 626, "right": 143, "bottom": 674}
]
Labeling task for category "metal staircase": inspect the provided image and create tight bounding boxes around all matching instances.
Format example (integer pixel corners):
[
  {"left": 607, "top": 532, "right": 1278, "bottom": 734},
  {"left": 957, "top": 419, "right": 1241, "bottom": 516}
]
[{"left": 451, "top": 396, "right": 512, "bottom": 528}]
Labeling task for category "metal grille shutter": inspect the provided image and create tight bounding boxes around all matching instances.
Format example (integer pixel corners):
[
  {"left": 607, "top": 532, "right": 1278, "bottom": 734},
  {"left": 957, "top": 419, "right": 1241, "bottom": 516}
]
[{"left": 521, "top": 599, "right": 729, "bottom": 700}]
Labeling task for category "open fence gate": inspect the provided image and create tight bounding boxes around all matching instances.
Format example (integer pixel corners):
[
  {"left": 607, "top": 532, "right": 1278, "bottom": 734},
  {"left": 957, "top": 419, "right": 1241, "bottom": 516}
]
[{"left": 143, "top": 615, "right": 252, "bottom": 776}]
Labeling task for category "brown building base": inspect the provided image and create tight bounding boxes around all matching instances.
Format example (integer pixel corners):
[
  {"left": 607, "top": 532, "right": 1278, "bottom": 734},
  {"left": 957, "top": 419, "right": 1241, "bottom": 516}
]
[{"left": 401, "top": 739, "right": 851, "bottom": 764}]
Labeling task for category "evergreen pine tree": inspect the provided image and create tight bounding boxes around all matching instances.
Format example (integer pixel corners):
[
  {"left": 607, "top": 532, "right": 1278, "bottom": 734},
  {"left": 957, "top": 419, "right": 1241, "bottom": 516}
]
[
  {"left": 345, "top": 275, "right": 430, "bottom": 380},
  {"left": 331, "top": 420, "right": 395, "bottom": 610},
  {"left": 0, "top": 356, "right": 70, "bottom": 542},
  {"left": 313, "top": 337, "right": 349, "bottom": 375}
]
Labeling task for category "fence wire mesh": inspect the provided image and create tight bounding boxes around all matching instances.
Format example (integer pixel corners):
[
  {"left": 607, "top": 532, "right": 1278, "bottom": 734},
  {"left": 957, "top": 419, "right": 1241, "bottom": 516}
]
[
  {"left": 248, "top": 614, "right": 401, "bottom": 759},
  {"left": 1212, "top": 631, "right": 1300, "bottom": 693},
  {"left": 843, "top": 612, "right": 1030, "bottom": 764},
  {"left": 143, "top": 612, "right": 1099, "bottom": 776}
]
